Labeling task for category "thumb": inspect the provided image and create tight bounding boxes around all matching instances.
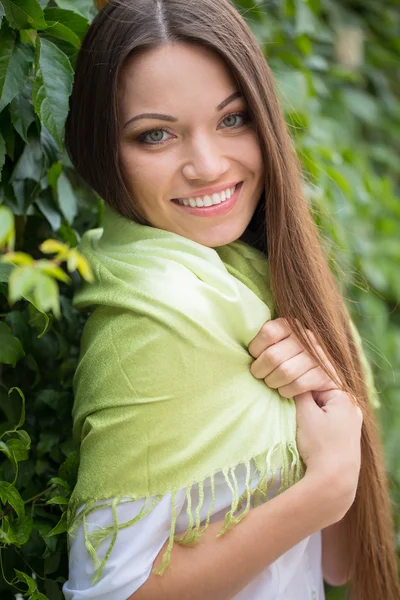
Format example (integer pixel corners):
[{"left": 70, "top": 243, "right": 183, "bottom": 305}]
[{"left": 293, "top": 391, "right": 321, "bottom": 418}]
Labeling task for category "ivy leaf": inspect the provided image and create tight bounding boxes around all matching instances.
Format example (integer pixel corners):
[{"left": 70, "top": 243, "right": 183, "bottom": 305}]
[
  {"left": 7, "top": 437, "right": 29, "bottom": 462},
  {"left": 14, "top": 569, "right": 38, "bottom": 593},
  {"left": 2, "top": 0, "right": 47, "bottom": 30},
  {"left": 0, "top": 22, "right": 34, "bottom": 112},
  {"left": 0, "top": 481, "right": 25, "bottom": 519},
  {"left": 33, "top": 37, "right": 73, "bottom": 148},
  {"left": 9, "top": 387, "right": 26, "bottom": 430},
  {"left": 0, "top": 321, "right": 25, "bottom": 366},
  {"left": 46, "top": 495, "right": 69, "bottom": 505},
  {"left": 47, "top": 510, "right": 67, "bottom": 536},
  {"left": 48, "top": 476, "right": 71, "bottom": 493}
]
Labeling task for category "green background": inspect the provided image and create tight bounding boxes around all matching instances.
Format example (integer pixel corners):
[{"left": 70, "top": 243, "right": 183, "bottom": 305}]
[{"left": 0, "top": 0, "right": 399, "bottom": 597}]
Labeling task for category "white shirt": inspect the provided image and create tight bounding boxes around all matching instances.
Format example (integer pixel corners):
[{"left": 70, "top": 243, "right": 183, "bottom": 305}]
[{"left": 63, "top": 461, "right": 325, "bottom": 600}]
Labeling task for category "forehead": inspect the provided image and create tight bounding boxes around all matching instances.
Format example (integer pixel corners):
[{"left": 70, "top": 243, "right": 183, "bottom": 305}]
[{"left": 118, "top": 42, "right": 239, "bottom": 118}]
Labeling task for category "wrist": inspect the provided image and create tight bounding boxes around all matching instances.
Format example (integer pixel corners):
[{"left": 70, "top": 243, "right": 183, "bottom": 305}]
[{"left": 302, "top": 468, "right": 356, "bottom": 526}]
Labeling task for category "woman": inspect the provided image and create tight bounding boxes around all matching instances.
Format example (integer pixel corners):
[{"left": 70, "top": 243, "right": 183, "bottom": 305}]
[{"left": 63, "top": 1, "right": 399, "bottom": 599}]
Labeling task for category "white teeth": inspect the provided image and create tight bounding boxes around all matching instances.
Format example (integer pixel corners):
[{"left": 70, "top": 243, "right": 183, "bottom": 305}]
[
  {"left": 176, "top": 184, "right": 238, "bottom": 207},
  {"left": 212, "top": 193, "right": 221, "bottom": 205}
]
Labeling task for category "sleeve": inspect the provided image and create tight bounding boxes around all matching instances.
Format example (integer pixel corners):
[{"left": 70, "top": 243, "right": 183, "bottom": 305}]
[{"left": 63, "top": 491, "right": 186, "bottom": 600}]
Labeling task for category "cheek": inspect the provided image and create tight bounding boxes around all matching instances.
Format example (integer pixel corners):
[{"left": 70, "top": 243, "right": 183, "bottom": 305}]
[
  {"left": 120, "top": 148, "right": 168, "bottom": 198},
  {"left": 233, "top": 134, "right": 264, "bottom": 177}
]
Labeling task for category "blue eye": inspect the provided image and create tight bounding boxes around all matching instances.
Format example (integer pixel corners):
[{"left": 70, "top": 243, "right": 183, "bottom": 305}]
[
  {"left": 220, "top": 111, "right": 250, "bottom": 129},
  {"left": 135, "top": 110, "right": 250, "bottom": 146},
  {"left": 136, "top": 128, "right": 171, "bottom": 145}
]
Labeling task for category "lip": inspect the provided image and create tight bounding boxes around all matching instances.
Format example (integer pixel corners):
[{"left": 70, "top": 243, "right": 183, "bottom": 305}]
[
  {"left": 172, "top": 180, "right": 241, "bottom": 200},
  {"left": 171, "top": 181, "right": 243, "bottom": 217}
]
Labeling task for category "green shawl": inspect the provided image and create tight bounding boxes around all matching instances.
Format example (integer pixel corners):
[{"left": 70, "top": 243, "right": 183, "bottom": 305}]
[{"left": 69, "top": 203, "right": 379, "bottom": 584}]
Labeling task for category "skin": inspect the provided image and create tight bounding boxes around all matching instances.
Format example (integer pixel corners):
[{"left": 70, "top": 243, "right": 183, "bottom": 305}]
[
  {"left": 118, "top": 42, "right": 265, "bottom": 248},
  {"left": 247, "top": 318, "right": 355, "bottom": 586},
  {"left": 117, "top": 41, "right": 359, "bottom": 592}
]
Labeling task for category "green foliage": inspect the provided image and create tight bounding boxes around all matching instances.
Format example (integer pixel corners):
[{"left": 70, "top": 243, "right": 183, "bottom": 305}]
[{"left": 0, "top": 0, "right": 398, "bottom": 597}]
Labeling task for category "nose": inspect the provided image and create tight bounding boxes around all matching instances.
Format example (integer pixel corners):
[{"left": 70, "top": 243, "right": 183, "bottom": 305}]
[{"left": 182, "top": 133, "right": 230, "bottom": 182}]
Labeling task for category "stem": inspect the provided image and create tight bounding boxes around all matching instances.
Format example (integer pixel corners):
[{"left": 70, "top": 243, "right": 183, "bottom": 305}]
[{"left": 23, "top": 485, "right": 56, "bottom": 505}]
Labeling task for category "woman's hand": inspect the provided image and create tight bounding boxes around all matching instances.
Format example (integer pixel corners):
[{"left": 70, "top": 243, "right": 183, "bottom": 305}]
[
  {"left": 249, "top": 318, "right": 363, "bottom": 507},
  {"left": 248, "top": 317, "right": 338, "bottom": 399}
]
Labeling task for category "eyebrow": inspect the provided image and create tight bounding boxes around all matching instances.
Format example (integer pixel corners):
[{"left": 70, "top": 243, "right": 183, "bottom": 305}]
[{"left": 123, "top": 91, "right": 243, "bottom": 129}]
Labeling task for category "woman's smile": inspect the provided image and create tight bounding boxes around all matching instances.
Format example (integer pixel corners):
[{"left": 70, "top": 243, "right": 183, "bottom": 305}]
[{"left": 171, "top": 181, "right": 243, "bottom": 217}]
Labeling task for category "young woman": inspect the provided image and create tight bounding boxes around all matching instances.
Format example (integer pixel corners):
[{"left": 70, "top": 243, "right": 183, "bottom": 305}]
[{"left": 63, "top": 1, "right": 399, "bottom": 599}]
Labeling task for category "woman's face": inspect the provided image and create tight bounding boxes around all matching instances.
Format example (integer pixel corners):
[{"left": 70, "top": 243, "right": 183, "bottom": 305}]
[{"left": 118, "top": 42, "right": 265, "bottom": 247}]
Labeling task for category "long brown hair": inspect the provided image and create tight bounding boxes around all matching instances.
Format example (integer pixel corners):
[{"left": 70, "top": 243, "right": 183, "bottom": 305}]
[{"left": 65, "top": 1, "right": 400, "bottom": 597}]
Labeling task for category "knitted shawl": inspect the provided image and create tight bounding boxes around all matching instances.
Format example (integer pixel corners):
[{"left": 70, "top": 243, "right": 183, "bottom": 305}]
[{"left": 68, "top": 204, "right": 378, "bottom": 584}]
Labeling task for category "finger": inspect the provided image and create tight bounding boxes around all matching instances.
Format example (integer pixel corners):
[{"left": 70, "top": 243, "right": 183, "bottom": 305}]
[
  {"left": 277, "top": 366, "right": 334, "bottom": 399},
  {"left": 264, "top": 351, "right": 318, "bottom": 389},
  {"left": 248, "top": 318, "right": 292, "bottom": 359},
  {"left": 250, "top": 334, "right": 303, "bottom": 379}
]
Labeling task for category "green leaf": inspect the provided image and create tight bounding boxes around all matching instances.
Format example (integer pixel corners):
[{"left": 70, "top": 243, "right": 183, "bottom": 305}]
[
  {"left": 47, "top": 510, "right": 67, "bottom": 536},
  {"left": 9, "top": 386, "right": 26, "bottom": 429},
  {"left": 2, "top": 0, "right": 47, "bottom": 30},
  {"left": 0, "top": 263, "right": 12, "bottom": 282},
  {"left": 0, "top": 205, "right": 15, "bottom": 249},
  {"left": 36, "top": 260, "right": 71, "bottom": 284},
  {"left": 32, "top": 36, "right": 73, "bottom": 148},
  {"left": 53, "top": 0, "right": 94, "bottom": 20},
  {"left": 44, "top": 7, "right": 89, "bottom": 40},
  {"left": 48, "top": 476, "right": 71, "bottom": 492},
  {"left": 0, "top": 21, "right": 16, "bottom": 99},
  {"left": 7, "top": 437, "right": 29, "bottom": 461},
  {"left": 14, "top": 569, "right": 37, "bottom": 593},
  {"left": 0, "top": 26, "right": 34, "bottom": 111},
  {"left": 10, "top": 134, "right": 43, "bottom": 182},
  {"left": 35, "top": 196, "right": 62, "bottom": 231},
  {"left": 46, "top": 495, "right": 69, "bottom": 505},
  {"left": 33, "top": 271, "right": 60, "bottom": 318},
  {"left": 0, "top": 480, "right": 24, "bottom": 519},
  {"left": 57, "top": 171, "right": 78, "bottom": 224},
  {"left": 9, "top": 81, "right": 36, "bottom": 143},
  {"left": 28, "top": 302, "right": 51, "bottom": 336},
  {"left": 44, "top": 21, "right": 81, "bottom": 48},
  {"left": 40, "top": 122, "right": 59, "bottom": 168},
  {"left": 0, "top": 132, "right": 5, "bottom": 181},
  {"left": 0, "top": 441, "right": 13, "bottom": 461},
  {"left": 8, "top": 265, "right": 39, "bottom": 304},
  {"left": 0, "top": 321, "right": 25, "bottom": 366},
  {"left": 0, "top": 4, "right": 4, "bottom": 28}
]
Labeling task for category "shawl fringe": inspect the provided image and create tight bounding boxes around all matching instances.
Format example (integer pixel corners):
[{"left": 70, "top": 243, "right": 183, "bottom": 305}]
[{"left": 67, "top": 441, "right": 304, "bottom": 585}]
